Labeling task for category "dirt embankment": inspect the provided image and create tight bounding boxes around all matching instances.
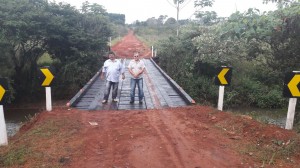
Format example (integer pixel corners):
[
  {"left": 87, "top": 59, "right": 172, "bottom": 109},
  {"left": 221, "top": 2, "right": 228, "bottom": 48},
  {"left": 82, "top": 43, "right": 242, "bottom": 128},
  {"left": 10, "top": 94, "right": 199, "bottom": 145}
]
[{"left": 1, "top": 105, "right": 299, "bottom": 168}]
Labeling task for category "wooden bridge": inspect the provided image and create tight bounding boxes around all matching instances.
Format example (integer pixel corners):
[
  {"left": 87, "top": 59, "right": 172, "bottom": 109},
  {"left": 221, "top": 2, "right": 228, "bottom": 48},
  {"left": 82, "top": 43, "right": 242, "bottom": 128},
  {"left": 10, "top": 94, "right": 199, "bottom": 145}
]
[{"left": 68, "top": 58, "right": 195, "bottom": 110}]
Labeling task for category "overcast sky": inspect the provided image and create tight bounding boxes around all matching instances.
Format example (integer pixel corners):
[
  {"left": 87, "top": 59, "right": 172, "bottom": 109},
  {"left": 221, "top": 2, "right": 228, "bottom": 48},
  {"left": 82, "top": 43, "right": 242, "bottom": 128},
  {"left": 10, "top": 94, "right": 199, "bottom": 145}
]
[{"left": 54, "top": 0, "right": 277, "bottom": 24}]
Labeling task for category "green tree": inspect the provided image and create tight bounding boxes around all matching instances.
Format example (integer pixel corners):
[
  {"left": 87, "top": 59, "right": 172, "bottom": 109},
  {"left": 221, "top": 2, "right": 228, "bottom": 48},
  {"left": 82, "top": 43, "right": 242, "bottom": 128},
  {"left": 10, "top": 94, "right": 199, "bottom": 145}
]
[
  {"left": 158, "top": 15, "right": 168, "bottom": 25},
  {"left": 0, "top": 0, "right": 113, "bottom": 101},
  {"left": 194, "top": 0, "right": 214, "bottom": 8},
  {"left": 45, "top": 2, "right": 112, "bottom": 96},
  {"left": 0, "top": 0, "right": 49, "bottom": 99},
  {"left": 164, "top": 17, "right": 177, "bottom": 26},
  {"left": 195, "top": 11, "right": 218, "bottom": 25}
]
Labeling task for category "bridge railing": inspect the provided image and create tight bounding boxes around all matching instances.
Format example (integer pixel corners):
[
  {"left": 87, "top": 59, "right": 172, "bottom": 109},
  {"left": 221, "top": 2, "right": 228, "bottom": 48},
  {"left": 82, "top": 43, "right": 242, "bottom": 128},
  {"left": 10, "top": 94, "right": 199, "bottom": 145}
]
[
  {"left": 67, "top": 67, "right": 102, "bottom": 107},
  {"left": 149, "top": 58, "right": 195, "bottom": 104}
]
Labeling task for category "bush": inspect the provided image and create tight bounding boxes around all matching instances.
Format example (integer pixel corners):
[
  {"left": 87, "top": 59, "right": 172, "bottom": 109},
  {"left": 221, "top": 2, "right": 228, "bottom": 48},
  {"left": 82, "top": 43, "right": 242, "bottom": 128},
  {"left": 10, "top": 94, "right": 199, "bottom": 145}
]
[{"left": 225, "top": 77, "right": 286, "bottom": 108}]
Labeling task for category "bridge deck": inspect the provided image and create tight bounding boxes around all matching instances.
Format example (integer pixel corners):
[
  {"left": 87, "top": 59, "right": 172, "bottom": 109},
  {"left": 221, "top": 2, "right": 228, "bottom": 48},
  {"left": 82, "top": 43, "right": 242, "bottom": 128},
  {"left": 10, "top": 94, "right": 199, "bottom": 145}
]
[{"left": 68, "top": 58, "right": 194, "bottom": 110}]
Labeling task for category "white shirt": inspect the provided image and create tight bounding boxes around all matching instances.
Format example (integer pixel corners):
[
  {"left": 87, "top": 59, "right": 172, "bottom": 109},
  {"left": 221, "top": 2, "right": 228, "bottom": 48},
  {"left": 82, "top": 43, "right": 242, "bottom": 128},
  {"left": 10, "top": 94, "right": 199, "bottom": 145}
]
[
  {"left": 128, "top": 59, "right": 145, "bottom": 79},
  {"left": 102, "top": 59, "right": 124, "bottom": 82}
]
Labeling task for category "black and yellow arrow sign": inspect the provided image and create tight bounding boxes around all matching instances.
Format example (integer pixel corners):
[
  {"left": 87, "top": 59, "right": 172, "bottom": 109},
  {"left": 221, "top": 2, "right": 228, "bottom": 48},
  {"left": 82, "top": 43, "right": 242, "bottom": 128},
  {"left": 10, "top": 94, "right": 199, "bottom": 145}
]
[
  {"left": 0, "top": 85, "right": 5, "bottom": 103},
  {"left": 0, "top": 78, "right": 8, "bottom": 104},
  {"left": 215, "top": 67, "right": 232, "bottom": 86},
  {"left": 40, "top": 67, "right": 54, "bottom": 87},
  {"left": 283, "top": 72, "right": 300, "bottom": 98}
]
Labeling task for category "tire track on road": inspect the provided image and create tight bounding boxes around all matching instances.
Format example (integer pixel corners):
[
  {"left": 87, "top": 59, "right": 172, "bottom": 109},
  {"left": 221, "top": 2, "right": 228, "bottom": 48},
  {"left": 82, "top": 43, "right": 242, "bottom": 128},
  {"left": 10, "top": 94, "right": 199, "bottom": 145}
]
[{"left": 146, "top": 111, "right": 185, "bottom": 168}]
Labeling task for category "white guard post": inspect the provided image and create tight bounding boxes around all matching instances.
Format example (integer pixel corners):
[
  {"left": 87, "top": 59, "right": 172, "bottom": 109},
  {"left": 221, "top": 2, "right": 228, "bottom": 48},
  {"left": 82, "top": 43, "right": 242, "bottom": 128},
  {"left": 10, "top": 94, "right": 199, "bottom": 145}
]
[
  {"left": 0, "top": 105, "right": 8, "bottom": 146},
  {"left": 151, "top": 46, "right": 154, "bottom": 57},
  {"left": 46, "top": 87, "right": 52, "bottom": 111},
  {"left": 285, "top": 98, "right": 297, "bottom": 130},
  {"left": 218, "top": 86, "right": 225, "bottom": 111}
]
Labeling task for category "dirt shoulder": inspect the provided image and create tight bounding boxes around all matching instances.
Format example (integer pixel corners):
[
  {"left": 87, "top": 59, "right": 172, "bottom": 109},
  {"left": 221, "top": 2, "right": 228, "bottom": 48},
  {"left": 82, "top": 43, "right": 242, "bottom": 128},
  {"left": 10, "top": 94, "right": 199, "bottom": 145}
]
[{"left": 0, "top": 105, "right": 299, "bottom": 168}]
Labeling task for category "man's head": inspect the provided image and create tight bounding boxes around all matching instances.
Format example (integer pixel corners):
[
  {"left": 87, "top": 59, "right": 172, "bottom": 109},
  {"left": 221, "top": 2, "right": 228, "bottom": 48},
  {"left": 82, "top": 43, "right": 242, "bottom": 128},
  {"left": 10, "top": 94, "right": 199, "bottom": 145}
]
[
  {"left": 133, "top": 52, "right": 139, "bottom": 61},
  {"left": 108, "top": 52, "right": 116, "bottom": 60}
]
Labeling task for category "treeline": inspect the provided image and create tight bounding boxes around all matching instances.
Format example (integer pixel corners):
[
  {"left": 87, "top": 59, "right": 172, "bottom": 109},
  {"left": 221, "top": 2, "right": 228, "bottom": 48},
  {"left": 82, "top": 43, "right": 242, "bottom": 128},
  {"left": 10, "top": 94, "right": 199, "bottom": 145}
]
[
  {"left": 132, "top": 15, "right": 191, "bottom": 48},
  {"left": 134, "top": 1, "right": 299, "bottom": 110},
  {"left": 0, "top": 0, "right": 127, "bottom": 102}
]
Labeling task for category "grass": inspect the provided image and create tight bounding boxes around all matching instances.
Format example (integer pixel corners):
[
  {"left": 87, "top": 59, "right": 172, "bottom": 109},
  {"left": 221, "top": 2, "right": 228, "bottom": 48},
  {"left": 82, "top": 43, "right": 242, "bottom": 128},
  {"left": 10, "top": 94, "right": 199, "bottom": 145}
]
[
  {"left": 135, "top": 27, "right": 175, "bottom": 47},
  {"left": 227, "top": 107, "right": 287, "bottom": 128},
  {"left": 0, "top": 114, "right": 82, "bottom": 168},
  {"left": 212, "top": 109, "right": 300, "bottom": 166},
  {"left": 0, "top": 120, "right": 59, "bottom": 167},
  {"left": 0, "top": 145, "right": 30, "bottom": 166},
  {"left": 111, "top": 36, "right": 122, "bottom": 46},
  {"left": 238, "top": 137, "right": 300, "bottom": 166}
]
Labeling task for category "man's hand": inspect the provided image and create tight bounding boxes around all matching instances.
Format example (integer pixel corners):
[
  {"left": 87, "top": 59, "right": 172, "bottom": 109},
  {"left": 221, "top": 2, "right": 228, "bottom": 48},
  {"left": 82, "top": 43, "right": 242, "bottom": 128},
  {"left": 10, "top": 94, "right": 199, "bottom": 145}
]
[
  {"left": 122, "top": 74, "right": 125, "bottom": 80},
  {"left": 133, "top": 73, "right": 139, "bottom": 78}
]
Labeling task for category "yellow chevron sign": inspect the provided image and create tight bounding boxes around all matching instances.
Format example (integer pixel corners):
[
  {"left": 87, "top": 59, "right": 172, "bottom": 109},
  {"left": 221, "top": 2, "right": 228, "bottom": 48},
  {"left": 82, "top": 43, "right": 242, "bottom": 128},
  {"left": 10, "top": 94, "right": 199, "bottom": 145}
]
[
  {"left": 0, "top": 85, "right": 5, "bottom": 102},
  {"left": 288, "top": 74, "right": 300, "bottom": 97},
  {"left": 40, "top": 68, "right": 54, "bottom": 86},
  {"left": 218, "top": 68, "right": 229, "bottom": 85},
  {"left": 215, "top": 67, "right": 232, "bottom": 86}
]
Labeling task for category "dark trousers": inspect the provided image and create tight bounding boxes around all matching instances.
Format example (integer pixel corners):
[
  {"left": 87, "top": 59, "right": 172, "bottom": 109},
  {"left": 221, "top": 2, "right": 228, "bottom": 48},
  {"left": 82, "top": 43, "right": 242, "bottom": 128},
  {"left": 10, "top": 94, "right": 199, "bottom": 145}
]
[{"left": 103, "top": 81, "right": 118, "bottom": 100}]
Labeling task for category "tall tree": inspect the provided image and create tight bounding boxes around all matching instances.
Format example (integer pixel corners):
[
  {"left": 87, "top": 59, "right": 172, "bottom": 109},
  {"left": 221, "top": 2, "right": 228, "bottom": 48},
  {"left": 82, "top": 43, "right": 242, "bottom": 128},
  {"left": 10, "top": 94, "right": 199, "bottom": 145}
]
[
  {"left": 173, "top": 0, "right": 185, "bottom": 36},
  {"left": 0, "top": 0, "right": 113, "bottom": 100},
  {"left": 0, "top": 0, "right": 49, "bottom": 98}
]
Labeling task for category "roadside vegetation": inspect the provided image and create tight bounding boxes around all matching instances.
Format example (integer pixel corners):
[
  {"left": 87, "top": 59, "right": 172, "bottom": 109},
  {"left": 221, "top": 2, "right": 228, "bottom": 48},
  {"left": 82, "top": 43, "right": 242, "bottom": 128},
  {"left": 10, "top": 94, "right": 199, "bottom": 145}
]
[
  {"left": 132, "top": 0, "right": 300, "bottom": 130},
  {"left": 0, "top": 0, "right": 127, "bottom": 103}
]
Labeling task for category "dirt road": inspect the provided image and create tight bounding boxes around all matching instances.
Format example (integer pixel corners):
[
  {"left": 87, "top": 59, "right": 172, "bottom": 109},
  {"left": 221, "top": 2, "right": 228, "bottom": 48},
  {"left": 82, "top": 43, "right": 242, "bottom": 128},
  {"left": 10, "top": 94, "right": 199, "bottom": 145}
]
[
  {"left": 111, "top": 30, "right": 152, "bottom": 58},
  {"left": 4, "top": 105, "right": 299, "bottom": 168}
]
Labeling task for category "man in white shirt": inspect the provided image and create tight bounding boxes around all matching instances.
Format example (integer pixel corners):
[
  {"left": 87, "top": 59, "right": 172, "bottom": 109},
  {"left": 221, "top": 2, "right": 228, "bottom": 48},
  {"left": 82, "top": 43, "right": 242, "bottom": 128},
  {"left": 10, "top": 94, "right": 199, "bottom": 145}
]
[
  {"left": 128, "top": 52, "right": 145, "bottom": 104},
  {"left": 100, "top": 52, "right": 125, "bottom": 104}
]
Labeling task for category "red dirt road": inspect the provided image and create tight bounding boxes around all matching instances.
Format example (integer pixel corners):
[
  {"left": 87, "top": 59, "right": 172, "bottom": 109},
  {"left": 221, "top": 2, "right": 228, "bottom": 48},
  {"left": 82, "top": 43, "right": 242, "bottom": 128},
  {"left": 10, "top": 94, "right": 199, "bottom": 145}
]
[
  {"left": 7, "top": 106, "right": 300, "bottom": 168},
  {"left": 1, "top": 32, "right": 300, "bottom": 168},
  {"left": 111, "top": 30, "right": 152, "bottom": 59}
]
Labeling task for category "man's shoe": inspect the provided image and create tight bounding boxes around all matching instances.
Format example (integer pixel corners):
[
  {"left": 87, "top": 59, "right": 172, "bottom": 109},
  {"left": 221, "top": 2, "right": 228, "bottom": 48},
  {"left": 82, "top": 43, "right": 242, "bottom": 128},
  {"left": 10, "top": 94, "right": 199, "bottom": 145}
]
[
  {"left": 102, "top": 100, "right": 107, "bottom": 104},
  {"left": 112, "top": 99, "right": 118, "bottom": 102},
  {"left": 129, "top": 101, "right": 134, "bottom": 104},
  {"left": 139, "top": 101, "right": 143, "bottom": 104}
]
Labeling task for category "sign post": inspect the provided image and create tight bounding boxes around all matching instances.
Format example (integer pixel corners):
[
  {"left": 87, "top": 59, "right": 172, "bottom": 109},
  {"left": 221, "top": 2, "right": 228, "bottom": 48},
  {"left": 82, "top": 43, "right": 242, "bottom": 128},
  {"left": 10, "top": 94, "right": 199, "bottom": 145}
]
[
  {"left": 40, "top": 67, "right": 54, "bottom": 111},
  {"left": 218, "top": 86, "right": 225, "bottom": 111},
  {"left": 215, "top": 66, "right": 232, "bottom": 111},
  {"left": 151, "top": 46, "right": 154, "bottom": 57},
  {"left": 0, "top": 78, "right": 8, "bottom": 146},
  {"left": 283, "top": 71, "right": 300, "bottom": 130},
  {"left": 46, "top": 87, "right": 52, "bottom": 111}
]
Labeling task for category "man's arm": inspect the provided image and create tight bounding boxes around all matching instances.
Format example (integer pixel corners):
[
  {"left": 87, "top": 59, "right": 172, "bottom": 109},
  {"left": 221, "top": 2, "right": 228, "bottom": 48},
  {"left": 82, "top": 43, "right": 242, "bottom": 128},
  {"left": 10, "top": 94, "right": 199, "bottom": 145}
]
[
  {"left": 100, "top": 70, "right": 105, "bottom": 80},
  {"left": 136, "top": 67, "right": 145, "bottom": 76},
  {"left": 128, "top": 68, "right": 136, "bottom": 78},
  {"left": 137, "top": 61, "right": 146, "bottom": 76},
  {"left": 128, "top": 61, "right": 137, "bottom": 78},
  {"left": 120, "top": 61, "right": 125, "bottom": 79},
  {"left": 100, "top": 62, "right": 107, "bottom": 80}
]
